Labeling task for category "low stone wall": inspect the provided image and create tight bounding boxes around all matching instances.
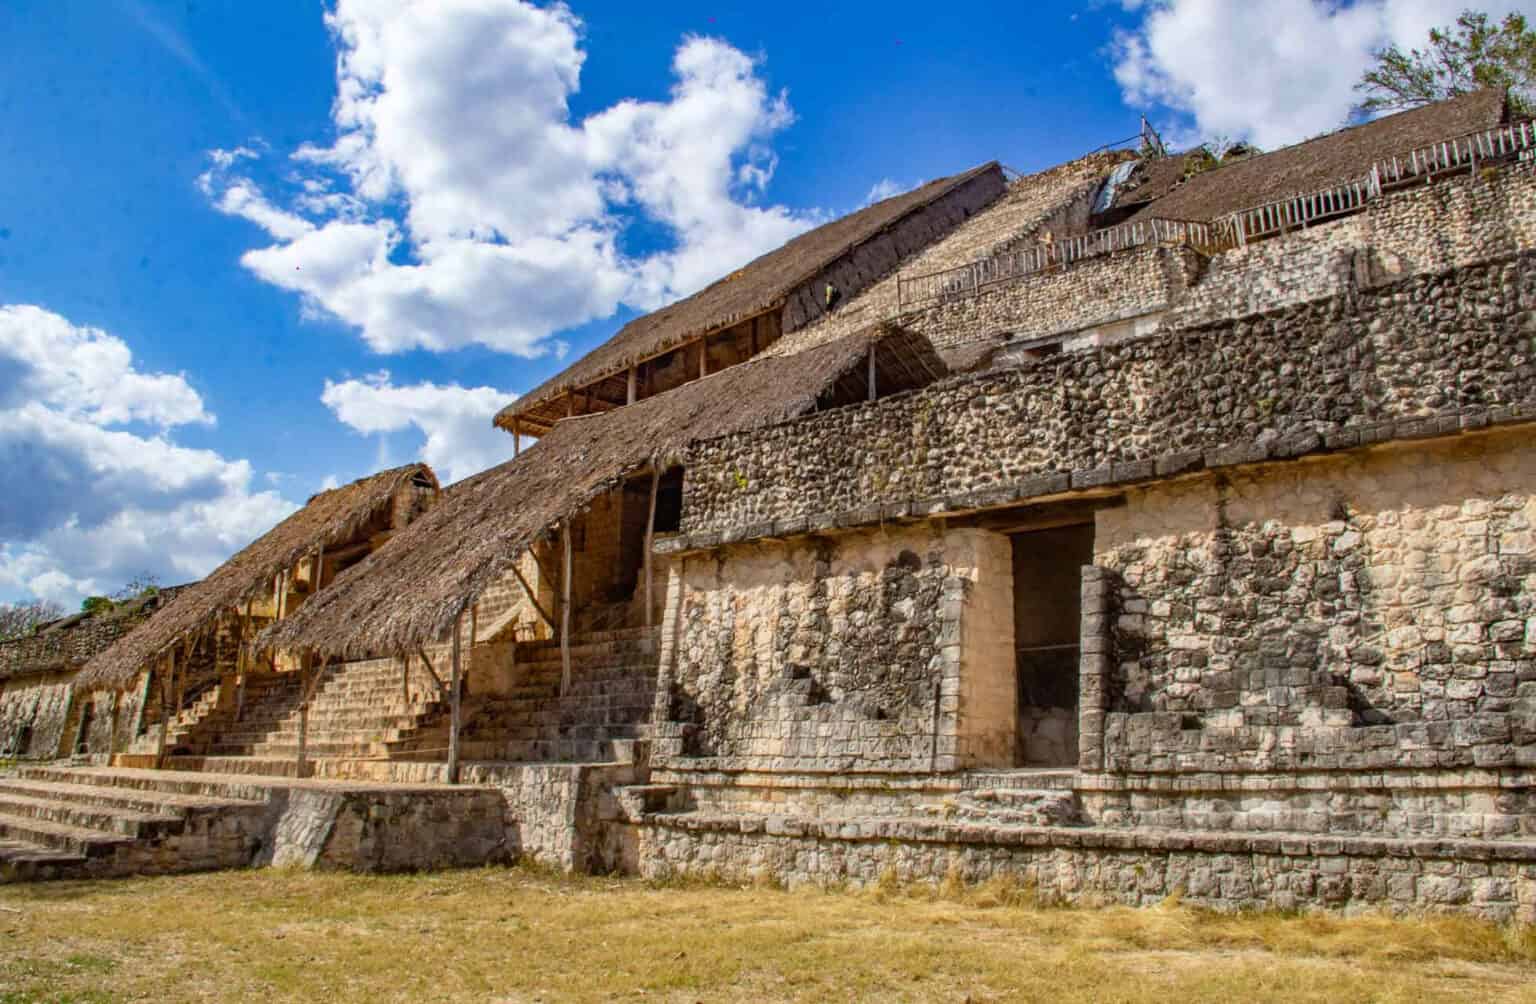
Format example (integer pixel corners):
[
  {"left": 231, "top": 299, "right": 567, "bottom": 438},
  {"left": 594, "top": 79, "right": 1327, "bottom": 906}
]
[
  {"left": 273, "top": 786, "right": 511, "bottom": 872},
  {"left": 633, "top": 814, "right": 1536, "bottom": 921},
  {"left": 462, "top": 761, "right": 644, "bottom": 873}
]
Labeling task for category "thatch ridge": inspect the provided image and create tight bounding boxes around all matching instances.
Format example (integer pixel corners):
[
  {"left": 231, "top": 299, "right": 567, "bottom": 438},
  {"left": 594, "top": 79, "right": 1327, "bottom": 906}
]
[
  {"left": 77, "top": 464, "right": 440, "bottom": 689},
  {"left": 266, "top": 328, "right": 942, "bottom": 658},
  {"left": 502, "top": 162, "right": 1000, "bottom": 425},
  {"left": 1119, "top": 89, "right": 1508, "bottom": 223}
]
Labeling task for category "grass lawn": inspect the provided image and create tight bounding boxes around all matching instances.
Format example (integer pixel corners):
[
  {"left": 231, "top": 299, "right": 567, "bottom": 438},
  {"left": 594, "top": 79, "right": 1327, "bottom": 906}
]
[{"left": 1, "top": 866, "right": 1534, "bottom": 1003}]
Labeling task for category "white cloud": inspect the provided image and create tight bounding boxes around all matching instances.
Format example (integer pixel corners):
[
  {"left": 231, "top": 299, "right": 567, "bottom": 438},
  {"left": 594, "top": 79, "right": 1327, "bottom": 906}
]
[
  {"left": 1111, "top": 0, "right": 1527, "bottom": 150},
  {"left": 862, "top": 178, "right": 911, "bottom": 206},
  {"left": 0, "top": 305, "right": 295, "bottom": 607},
  {"left": 321, "top": 372, "right": 516, "bottom": 484},
  {"left": 201, "top": 0, "right": 818, "bottom": 358}
]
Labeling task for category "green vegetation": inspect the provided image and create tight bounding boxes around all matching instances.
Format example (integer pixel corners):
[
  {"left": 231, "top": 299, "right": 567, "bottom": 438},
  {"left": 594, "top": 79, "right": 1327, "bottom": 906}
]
[
  {"left": 0, "top": 866, "right": 1533, "bottom": 1002},
  {"left": 1357, "top": 10, "right": 1536, "bottom": 115}
]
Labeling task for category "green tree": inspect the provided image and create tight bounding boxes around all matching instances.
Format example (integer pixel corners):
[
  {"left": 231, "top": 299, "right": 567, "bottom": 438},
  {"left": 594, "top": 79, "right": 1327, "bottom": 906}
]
[{"left": 1356, "top": 11, "right": 1536, "bottom": 115}]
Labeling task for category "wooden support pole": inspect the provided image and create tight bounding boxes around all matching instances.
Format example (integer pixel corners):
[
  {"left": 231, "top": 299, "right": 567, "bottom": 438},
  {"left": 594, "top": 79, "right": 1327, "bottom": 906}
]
[
  {"left": 401, "top": 654, "right": 410, "bottom": 705},
  {"left": 154, "top": 649, "right": 173, "bottom": 770},
  {"left": 509, "top": 559, "right": 558, "bottom": 633},
  {"left": 644, "top": 466, "right": 660, "bottom": 629},
  {"left": 172, "top": 638, "right": 186, "bottom": 713},
  {"left": 513, "top": 418, "right": 521, "bottom": 457},
  {"left": 448, "top": 612, "right": 463, "bottom": 784},
  {"left": 627, "top": 366, "right": 637, "bottom": 405},
  {"left": 867, "top": 345, "right": 877, "bottom": 401},
  {"left": 235, "top": 600, "right": 252, "bottom": 722},
  {"left": 698, "top": 337, "right": 708, "bottom": 378},
  {"left": 296, "top": 658, "right": 311, "bottom": 777},
  {"left": 561, "top": 522, "right": 573, "bottom": 696}
]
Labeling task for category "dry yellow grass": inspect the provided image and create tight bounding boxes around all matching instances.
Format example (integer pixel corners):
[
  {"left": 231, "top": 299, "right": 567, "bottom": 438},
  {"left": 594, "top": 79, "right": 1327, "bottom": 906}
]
[{"left": 1, "top": 866, "right": 1533, "bottom": 1003}]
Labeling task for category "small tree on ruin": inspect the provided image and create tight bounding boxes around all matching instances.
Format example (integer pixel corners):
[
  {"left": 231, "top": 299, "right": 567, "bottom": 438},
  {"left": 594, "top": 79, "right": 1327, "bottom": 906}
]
[{"left": 1355, "top": 10, "right": 1536, "bottom": 116}]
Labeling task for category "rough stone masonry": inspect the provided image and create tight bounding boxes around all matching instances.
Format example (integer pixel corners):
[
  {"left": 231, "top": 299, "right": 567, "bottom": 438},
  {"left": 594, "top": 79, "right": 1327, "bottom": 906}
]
[{"left": 628, "top": 163, "right": 1536, "bottom": 922}]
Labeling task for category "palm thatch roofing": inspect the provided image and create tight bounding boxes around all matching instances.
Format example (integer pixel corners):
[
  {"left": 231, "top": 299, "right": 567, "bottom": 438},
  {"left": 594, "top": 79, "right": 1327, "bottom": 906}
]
[
  {"left": 1115, "top": 89, "right": 1508, "bottom": 223},
  {"left": 0, "top": 586, "right": 188, "bottom": 683},
  {"left": 265, "top": 326, "right": 947, "bottom": 659},
  {"left": 503, "top": 162, "right": 1000, "bottom": 427},
  {"left": 77, "top": 464, "right": 440, "bottom": 690}
]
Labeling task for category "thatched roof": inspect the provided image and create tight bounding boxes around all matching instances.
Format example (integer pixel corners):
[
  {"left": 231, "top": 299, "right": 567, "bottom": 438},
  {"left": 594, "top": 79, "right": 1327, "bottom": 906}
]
[
  {"left": 77, "top": 464, "right": 440, "bottom": 690},
  {"left": 502, "top": 162, "right": 999, "bottom": 426},
  {"left": 1116, "top": 89, "right": 1508, "bottom": 222},
  {"left": 265, "top": 327, "right": 947, "bottom": 659},
  {"left": 0, "top": 586, "right": 188, "bottom": 683}
]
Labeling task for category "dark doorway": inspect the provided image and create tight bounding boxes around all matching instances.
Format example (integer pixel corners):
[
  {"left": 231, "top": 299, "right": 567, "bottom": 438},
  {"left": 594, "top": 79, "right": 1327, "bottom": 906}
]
[
  {"left": 73, "top": 700, "right": 95, "bottom": 756},
  {"left": 1011, "top": 523, "right": 1095, "bottom": 766}
]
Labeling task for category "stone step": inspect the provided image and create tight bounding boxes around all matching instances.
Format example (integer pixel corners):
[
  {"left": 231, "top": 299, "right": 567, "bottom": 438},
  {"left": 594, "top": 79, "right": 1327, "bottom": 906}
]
[
  {"left": 0, "top": 790, "right": 181, "bottom": 839},
  {"left": 198, "top": 741, "right": 392, "bottom": 758},
  {"left": 0, "top": 837, "right": 88, "bottom": 881},
  {"left": 0, "top": 810, "right": 134, "bottom": 857},
  {"left": 0, "top": 779, "right": 257, "bottom": 817},
  {"left": 947, "top": 788, "right": 1082, "bottom": 826},
  {"left": 19, "top": 765, "right": 278, "bottom": 802}
]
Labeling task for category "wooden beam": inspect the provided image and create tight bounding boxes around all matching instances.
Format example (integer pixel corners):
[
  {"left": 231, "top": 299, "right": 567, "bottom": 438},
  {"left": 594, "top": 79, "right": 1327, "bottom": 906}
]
[
  {"left": 698, "top": 337, "right": 708, "bottom": 378},
  {"left": 401, "top": 653, "right": 410, "bottom": 706},
  {"left": 626, "top": 366, "right": 637, "bottom": 405},
  {"left": 509, "top": 559, "right": 558, "bottom": 634},
  {"left": 868, "top": 345, "right": 877, "bottom": 401},
  {"left": 561, "top": 522, "right": 573, "bottom": 696},
  {"left": 644, "top": 466, "right": 660, "bottom": 629},
  {"left": 448, "top": 612, "right": 463, "bottom": 784},
  {"left": 513, "top": 418, "right": 521, "bottom": 457}
]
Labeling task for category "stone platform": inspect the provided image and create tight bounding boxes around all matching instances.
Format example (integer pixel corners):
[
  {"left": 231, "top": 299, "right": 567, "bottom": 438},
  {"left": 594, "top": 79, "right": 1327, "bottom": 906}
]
[{"left": 0, "top": 765, "right": 511, "bottom": 882}]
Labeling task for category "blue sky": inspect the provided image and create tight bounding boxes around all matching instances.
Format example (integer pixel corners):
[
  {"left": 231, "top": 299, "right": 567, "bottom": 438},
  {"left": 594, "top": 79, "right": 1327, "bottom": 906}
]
[{"left": 1, "top": 0, "right": 1511, "bottom": 606}]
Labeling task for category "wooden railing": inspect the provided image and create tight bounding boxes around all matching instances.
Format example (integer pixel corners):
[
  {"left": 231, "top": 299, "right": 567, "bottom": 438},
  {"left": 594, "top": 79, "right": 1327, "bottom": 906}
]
[
  {"left": 897, "top": 118, "right": 1536, "bottom": 308},
  {"left": 897, "top": 218, "right": 1223, "bottom": 307},
  {"left": 1220, "top": 118, "right": 1536, "bottom": 243}
]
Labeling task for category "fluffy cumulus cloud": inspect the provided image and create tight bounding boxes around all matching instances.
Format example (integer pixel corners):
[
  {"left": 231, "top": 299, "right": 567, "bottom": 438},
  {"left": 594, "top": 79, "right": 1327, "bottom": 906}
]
[
  {"left": 321, "top": 373, "right": 516, "bottom": 484},
  {"left": 0, "top": 305, "right": 295, "bottom": 606},
  {"left": 201, "top": 0, "right": 817, "bottom": 357},
  {"left": 1111, "top": 0, "right": 1528, "bottom": 150}
]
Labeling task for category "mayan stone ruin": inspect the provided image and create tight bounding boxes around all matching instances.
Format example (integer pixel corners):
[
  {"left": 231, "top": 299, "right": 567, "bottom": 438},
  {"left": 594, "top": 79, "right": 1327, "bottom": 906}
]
[{"left": 5, "top": 88, "right": 1536, "bottom": 921}]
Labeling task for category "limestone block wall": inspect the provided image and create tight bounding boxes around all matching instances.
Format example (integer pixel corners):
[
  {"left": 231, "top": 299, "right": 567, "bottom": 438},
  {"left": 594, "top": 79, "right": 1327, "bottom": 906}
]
[
  {"left": 1094, "top": 428, "right": 1536, "bottom": 772},
  {"left": 901, "top": 244, "right": 1201, "bottom": 350},
  {"left": 0, "top": 674, "right": 73, "bottom": 757},
  {"left": 653, "top": 524, "right": 1015, "bottom": 773},
  {"left": 679, "top": 251, "right": 1536, "bottom": 541},
  {"left": 1172, "top": 162, "right": 1536, "bottom": 328},
  {"left": 634, "top": 817, "right": 1536, "bottom": 921}
]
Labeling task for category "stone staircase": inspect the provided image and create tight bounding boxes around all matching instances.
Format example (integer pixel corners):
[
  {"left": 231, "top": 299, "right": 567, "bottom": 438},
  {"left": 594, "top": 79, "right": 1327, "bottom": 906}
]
[
  {"left": 155, "top": 660, "right": 447, "bottom": 776},
  {"left": 392, "top": 628, "right": 659, "bottom": 764},
  {"left": 0, "top": 765, "right": 269, "bottom": 881},
  {"left": 944, "top": 769, "right": 1083, "bottom": 826}
]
